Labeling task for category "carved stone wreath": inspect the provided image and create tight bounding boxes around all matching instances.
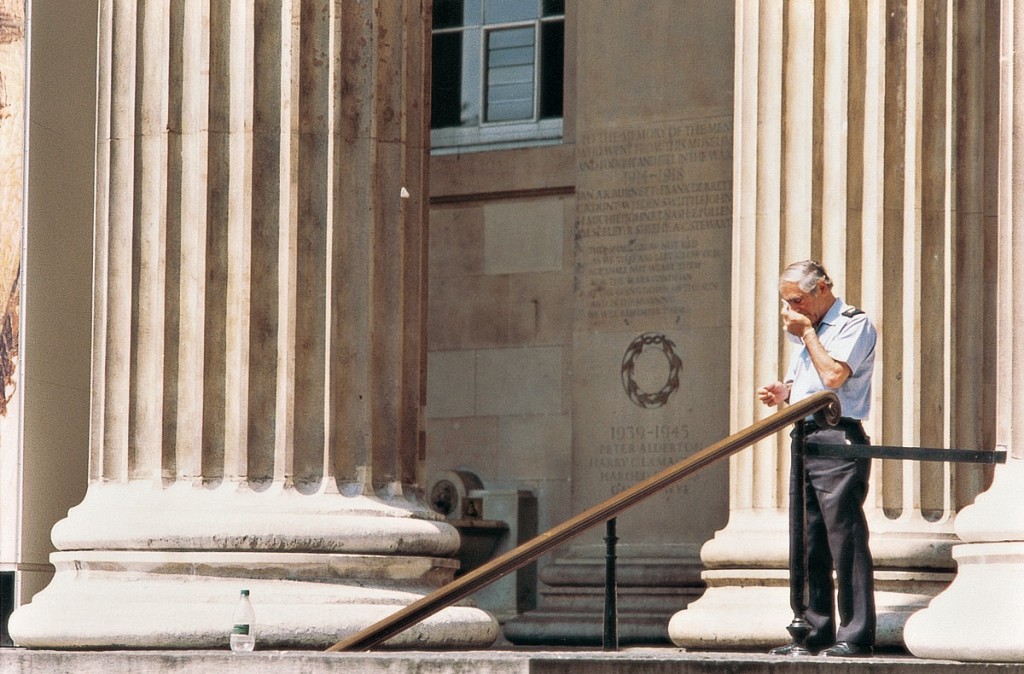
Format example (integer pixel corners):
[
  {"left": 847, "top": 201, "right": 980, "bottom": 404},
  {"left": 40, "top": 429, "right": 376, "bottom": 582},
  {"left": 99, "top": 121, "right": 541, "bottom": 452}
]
[{"left": 621, "top": 332, "right": 682, "bottom": 409}]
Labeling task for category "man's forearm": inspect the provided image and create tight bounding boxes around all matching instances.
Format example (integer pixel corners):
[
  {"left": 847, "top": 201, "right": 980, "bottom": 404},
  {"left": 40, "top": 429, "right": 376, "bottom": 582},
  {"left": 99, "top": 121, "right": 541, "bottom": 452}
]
[{"left": 801, "top": 328, "right": 850, "bottom": 389}]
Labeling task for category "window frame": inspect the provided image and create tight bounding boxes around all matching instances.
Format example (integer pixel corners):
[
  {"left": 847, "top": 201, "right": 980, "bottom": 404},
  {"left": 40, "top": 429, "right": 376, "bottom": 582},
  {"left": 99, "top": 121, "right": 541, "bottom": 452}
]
[{"left": 430, "top": 4, "right": 564, "bottom": 154}]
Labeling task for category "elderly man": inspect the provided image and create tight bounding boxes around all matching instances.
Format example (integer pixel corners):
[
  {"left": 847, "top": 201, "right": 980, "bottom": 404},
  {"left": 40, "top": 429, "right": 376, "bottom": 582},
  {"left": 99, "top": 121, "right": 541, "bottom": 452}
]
[{"left": 757, "top": 260, "right": 878, "bottom": 658}]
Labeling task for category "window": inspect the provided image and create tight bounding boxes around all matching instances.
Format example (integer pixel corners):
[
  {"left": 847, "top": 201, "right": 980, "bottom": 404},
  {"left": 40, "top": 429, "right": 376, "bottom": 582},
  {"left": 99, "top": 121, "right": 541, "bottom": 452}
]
[{"left": 431, "top": 0, "right": 564, "bottom": 153}]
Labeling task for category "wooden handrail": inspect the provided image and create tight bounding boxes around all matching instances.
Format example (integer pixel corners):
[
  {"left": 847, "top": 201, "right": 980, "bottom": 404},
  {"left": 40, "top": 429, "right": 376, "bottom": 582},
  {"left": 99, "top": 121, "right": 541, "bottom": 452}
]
[{"left": 326, "top": 390, "right": 841, "bottom": 652}]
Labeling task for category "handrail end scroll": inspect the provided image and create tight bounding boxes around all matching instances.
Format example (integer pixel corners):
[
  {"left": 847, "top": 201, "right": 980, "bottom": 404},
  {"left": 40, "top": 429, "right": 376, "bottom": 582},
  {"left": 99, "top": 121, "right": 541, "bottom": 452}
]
[{"left": 809, "top": 391, "right": 842, "bottom": 428}]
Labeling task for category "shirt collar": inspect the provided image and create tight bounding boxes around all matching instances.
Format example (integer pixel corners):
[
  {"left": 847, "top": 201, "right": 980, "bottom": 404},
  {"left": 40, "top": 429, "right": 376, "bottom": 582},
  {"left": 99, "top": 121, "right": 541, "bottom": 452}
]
[{"left": 818, "top": 298, "right": 844, "bottom": 326}]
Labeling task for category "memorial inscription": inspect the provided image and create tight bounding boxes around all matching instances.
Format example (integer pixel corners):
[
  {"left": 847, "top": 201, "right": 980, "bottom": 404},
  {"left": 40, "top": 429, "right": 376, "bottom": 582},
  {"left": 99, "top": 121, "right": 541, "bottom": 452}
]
[
  {"left": 591, "top": 423, "right": 699, "bottom": 497},
  {"left": 576, "top": 116, "right": 733, "bottom": 330}
]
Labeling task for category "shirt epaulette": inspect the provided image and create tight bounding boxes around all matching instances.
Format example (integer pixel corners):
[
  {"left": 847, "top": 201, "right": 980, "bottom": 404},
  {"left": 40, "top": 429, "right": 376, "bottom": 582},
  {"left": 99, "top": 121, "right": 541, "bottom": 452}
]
[{"left": 842, "top": 306, "right": 865, "bottom": 317}]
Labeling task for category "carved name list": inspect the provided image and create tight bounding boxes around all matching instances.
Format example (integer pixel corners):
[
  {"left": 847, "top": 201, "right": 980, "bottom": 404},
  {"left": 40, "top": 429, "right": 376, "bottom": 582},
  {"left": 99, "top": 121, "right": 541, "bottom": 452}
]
[{"left": 576, "top": 116, "right": 733, "bottom": 329}]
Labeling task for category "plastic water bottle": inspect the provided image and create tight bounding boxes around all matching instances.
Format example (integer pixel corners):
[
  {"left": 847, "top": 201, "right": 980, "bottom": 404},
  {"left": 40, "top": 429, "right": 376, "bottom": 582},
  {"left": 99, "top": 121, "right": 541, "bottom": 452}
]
[{"left": 229, "top": 589, "right": 255, "bottom": 652}]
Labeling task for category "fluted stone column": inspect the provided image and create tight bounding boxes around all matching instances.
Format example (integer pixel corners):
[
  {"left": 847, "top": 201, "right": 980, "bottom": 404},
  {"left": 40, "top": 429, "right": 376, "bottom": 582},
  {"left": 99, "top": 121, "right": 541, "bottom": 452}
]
[
  {"left": 904, "top": 0, "right": 1024, "bottom": 662},
  {"left": 9, "top": 0, "right": 497, "bottom": 649},
  {"left": 670, "top": 0, "right": 1000, "bottom": 649}
]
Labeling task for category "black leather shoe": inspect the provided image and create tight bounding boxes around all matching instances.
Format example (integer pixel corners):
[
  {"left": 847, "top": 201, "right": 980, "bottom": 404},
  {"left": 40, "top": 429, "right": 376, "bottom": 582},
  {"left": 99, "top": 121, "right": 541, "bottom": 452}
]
[
  {"left": 769, "top": 642, "right": 819, "bottom": 656},
  {"left": 820, "top": 642, "right": 873, "bottom": 657}
]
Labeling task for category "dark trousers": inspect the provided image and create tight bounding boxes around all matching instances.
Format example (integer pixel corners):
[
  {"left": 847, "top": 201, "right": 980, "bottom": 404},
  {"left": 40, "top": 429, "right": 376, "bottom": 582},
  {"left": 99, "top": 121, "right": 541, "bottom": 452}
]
[{"left": 790, "top": 421, "right": 876, "bottom": 649}]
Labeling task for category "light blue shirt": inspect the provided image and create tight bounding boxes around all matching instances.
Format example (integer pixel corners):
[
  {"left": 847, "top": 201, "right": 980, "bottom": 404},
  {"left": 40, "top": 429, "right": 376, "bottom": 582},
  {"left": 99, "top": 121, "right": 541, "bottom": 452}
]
[{"left": 785, "top": 297, "right": 877, "bottom": 420}]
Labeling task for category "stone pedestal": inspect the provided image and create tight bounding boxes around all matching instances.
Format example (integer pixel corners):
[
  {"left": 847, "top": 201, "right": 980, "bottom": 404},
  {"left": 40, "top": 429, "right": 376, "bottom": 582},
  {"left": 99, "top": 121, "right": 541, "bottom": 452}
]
[
  {"left": 8, "top": 0, "right": 496, "bottom": 649},
  {"left": 11, "top": 483, "right": 498, "bottom": 649}
]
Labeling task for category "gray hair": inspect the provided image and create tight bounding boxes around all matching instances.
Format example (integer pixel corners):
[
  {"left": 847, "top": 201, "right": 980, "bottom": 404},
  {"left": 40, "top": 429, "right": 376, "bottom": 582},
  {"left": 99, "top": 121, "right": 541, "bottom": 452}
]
[{"left": 780, "top": 260, "right": 833, "bottom": 293}]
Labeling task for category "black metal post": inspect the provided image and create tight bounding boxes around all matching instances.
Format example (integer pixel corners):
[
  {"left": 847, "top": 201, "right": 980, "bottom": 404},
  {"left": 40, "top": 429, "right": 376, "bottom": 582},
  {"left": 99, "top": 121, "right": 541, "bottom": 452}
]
[
  {"left": 783, "top": 419, "right": 813, "bottom": 655},
  {"left": 603, "top": 517, "right": 619, "bottom": 651}
]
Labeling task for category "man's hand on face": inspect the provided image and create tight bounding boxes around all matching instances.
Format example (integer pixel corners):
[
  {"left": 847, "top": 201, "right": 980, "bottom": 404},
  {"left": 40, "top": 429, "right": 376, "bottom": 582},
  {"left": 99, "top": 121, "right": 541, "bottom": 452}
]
[{"left": 781, "top": 303, "right": 813, "bottom": 338}]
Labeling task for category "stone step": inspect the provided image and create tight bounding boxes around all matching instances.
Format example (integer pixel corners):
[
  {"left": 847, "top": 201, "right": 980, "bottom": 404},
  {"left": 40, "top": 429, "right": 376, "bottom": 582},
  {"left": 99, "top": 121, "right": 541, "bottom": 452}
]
[{"left": 3, "top": 648, "right": 1022, "bottom": 674}]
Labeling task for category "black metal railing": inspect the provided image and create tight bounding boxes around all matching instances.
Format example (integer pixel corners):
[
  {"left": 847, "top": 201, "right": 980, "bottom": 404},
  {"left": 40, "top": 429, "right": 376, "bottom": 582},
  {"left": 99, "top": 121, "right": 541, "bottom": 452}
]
[{"left": 327, "top": 390, "right": 843, "bottom": 652}]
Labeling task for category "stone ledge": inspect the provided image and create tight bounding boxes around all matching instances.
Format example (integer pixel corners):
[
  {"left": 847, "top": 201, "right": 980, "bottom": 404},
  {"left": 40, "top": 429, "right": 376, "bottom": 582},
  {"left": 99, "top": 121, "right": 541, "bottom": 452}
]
[{"left": 3, "top": 648, "right": 1021, "bottom": 674}]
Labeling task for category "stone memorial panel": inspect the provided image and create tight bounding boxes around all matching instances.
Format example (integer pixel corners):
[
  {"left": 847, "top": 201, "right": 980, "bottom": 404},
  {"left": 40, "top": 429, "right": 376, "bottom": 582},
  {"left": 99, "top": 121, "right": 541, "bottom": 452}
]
[
  {"left": 572, "top": 113, "right": 733, "bottom": 545},
  {"left": 576, "top": 116, "right": 732, "bottom": 331}
]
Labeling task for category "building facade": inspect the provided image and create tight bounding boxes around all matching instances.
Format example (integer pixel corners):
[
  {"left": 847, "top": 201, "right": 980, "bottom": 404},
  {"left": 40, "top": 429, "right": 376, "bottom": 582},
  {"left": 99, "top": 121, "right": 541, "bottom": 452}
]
[{"left": 2, "top": 0, "right": 1021, "bottom": 661}]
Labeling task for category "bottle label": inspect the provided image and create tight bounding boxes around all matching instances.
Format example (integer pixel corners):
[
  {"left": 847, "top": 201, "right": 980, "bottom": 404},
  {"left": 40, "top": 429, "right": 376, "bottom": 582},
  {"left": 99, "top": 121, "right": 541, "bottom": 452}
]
[{"left": 232, "top": 624, "right": 250, "bottom": 635}]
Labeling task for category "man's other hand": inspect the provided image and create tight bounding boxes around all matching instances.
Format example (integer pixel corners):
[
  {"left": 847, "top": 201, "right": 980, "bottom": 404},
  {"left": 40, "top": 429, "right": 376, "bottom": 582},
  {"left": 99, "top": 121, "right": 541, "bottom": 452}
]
[{"left": 757, "top": 381, "right": 789, "bottom": 407}]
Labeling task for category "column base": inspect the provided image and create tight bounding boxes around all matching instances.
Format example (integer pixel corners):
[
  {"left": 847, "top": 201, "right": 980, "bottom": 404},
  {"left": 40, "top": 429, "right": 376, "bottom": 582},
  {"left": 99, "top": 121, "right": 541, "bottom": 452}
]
[
  {"left": 47, "top": 481, "right": 462, "bottom": 555},
  {"left": 668, "top": 571, "right": 790, "bottom": 649},
  {"left": 668, "top": 568, "right": 952, "bottom": 650},
  {"left": 8, "top": 550, "right": 499, "bottom": 649},
  {"left": 904, "top": 542, "right": 1024, "bottom": 662}
]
